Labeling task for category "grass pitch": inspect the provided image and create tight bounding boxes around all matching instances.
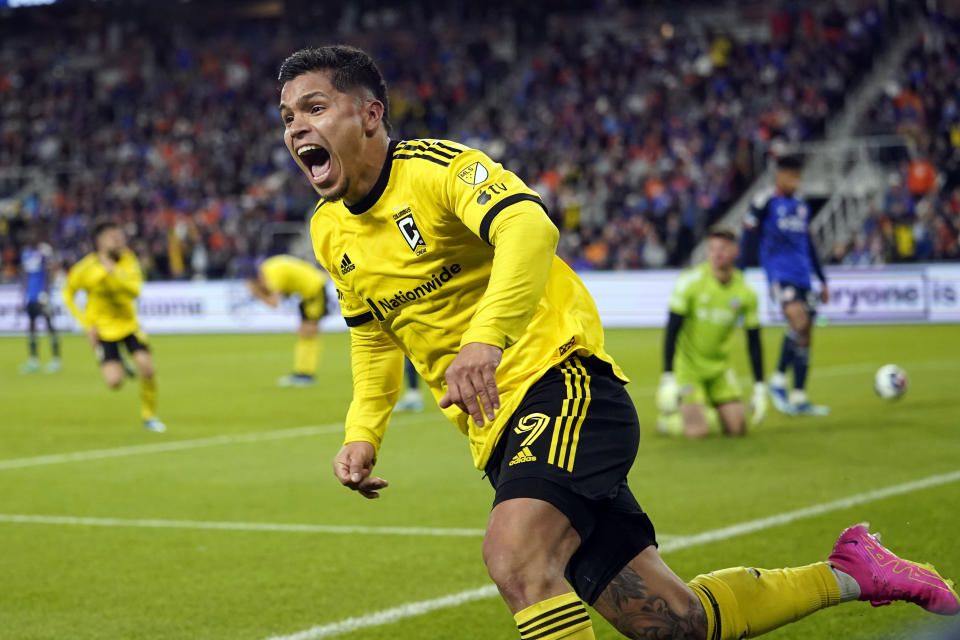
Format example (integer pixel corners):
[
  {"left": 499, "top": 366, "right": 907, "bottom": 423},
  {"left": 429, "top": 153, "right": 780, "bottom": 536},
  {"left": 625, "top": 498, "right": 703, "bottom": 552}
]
[{"left": 1, "top": 325, "right": 959, "bottom": 639}]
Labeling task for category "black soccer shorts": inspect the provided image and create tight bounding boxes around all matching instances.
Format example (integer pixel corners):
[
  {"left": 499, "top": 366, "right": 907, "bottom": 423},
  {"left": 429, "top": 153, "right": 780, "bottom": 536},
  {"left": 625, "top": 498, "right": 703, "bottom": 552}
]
[
  {"left": 485, "top": 354, "right": 657, "bottom": 605},
  {"left": 298, "top": 290, "right": 328, "bottom": 322},
  {"left": 25, "top": 300, "right": 52, "bottom": 322},
  {"left": 97, "top": 332, "right": 150, "bottom": 364}
]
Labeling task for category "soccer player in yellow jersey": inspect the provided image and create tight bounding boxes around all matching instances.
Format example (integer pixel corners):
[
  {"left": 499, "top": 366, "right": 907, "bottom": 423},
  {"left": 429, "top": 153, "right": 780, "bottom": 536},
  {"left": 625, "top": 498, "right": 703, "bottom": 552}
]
[
  {"left": 63, "top": 221, "right": 165, "bottom": 433},
  {"left": 247, "top": 254, "right": 328, "bottom": 386},
  {"left": 278, "top": 46, "right": 960, "bottom": 639}
]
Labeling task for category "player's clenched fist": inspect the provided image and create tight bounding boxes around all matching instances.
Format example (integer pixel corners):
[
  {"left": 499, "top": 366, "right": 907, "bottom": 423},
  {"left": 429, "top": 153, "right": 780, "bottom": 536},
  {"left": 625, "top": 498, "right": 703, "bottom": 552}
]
[
  {"left": 332, "top": 441, "right": 388, "bottom": 499},
  {"left": 439, "top": 342, "right": 503, "bottom": 427}
]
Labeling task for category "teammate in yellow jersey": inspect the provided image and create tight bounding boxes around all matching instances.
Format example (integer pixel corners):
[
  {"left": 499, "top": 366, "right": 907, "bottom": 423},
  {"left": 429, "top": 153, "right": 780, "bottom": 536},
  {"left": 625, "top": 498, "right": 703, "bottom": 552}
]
[
  {"left": 278, "top": 46, "right": 960, "bottom": 639},
  {"left": 63, "top": 221, "right": 165, "bottom": 433},
  {"left": 247, "top": 254, "right": 328, "bottom": 387}
]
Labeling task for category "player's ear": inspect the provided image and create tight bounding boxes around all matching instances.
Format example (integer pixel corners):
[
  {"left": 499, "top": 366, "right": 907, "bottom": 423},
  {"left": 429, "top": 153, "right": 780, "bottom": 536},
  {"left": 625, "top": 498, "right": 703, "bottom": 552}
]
[{"left": 362, "top": 99, "right": 385, "bottom": 136}]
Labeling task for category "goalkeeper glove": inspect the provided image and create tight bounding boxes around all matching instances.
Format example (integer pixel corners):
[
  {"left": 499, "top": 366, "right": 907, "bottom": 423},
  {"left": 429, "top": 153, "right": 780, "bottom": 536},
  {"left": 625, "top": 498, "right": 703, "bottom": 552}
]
[
  {"left": 656, "top": 372, "right": 680, "bottom": 413},
  {"left": 750, "top": 381, "right": 768, "bottom": 425}
]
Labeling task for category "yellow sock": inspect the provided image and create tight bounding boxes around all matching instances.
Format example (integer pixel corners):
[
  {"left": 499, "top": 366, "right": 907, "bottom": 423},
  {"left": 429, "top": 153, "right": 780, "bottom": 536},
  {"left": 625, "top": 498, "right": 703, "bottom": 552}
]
[
  {"left": 689, "top": 562, "right": 840, "bottom": 639},
  {"left": 140, "top": 377, "right": 157, "bottom": 420},
  {"left": 514, "top": 592, "right": 594, "bottom": 640},
  {"left": 293, "top": 336, "right": 320, "bottom": 376}
]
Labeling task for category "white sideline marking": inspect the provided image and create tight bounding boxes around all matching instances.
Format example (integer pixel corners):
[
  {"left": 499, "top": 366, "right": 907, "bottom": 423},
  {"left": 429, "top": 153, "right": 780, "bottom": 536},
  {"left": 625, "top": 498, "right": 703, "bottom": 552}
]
[
  {"left": 0, "top": 513, "right": 678, "bottom": 542},
  {"left": 265, "top": 468, "right": 960, "bottom": 640},
  {"left": 0, "top": 514, "right": 486, "bottom": 538},
  {"left": 266, "top": 586, "right": 500, "bottom": 640},
  {"left": 0, "top": 423, "right": 345, "bottom": 470},
  {"left": 658, "top": 468, "right": 960, "bottom": 552},
  {"left": 0, "top": 514, "right": 679, "bottom": 542}
]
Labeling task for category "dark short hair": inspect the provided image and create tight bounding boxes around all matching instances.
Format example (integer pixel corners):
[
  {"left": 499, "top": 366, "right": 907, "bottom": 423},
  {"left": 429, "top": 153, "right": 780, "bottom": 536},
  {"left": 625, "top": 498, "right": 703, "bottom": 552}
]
[
  {"left": 707, "top": 226, "right": 737, "bottom": 243},
  {"left": 278, "top": 45, "right": 391, "bottom": 134},
  {"left": 92, "top": 219, "right": 120, "bottom": 242},
  {"left": 776, "top": 153, "right": 803, "bottom": 171}
]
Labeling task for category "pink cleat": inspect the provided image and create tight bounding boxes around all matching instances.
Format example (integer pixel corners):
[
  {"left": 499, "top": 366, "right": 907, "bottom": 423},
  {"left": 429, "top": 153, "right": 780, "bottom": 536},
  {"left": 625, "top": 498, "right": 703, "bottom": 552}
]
[{"left": 828, "top": 523, "right": 960, "bottom": 615}]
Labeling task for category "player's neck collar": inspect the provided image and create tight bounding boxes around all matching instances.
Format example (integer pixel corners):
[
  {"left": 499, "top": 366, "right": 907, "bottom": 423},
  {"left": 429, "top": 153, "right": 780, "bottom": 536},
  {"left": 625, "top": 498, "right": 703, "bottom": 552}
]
[{"left": 346, "top": 139, "right": 398, "bottom": 215}]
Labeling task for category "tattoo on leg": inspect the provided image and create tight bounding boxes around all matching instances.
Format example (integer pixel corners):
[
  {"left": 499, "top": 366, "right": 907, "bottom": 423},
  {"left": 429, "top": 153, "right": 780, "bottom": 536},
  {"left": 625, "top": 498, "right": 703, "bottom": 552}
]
[{"left": 596, "top": 565, "right": 707, "bottom": 640}]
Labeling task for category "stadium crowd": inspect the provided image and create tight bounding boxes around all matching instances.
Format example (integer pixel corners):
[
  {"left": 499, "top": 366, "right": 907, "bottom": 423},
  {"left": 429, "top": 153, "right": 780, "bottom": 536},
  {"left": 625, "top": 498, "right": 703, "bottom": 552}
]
[
  {"left": 0, "top": 0, "right": 928, "bottom": 282},
  {"left": 833, "top": 11, "right": 960, "bottom": 265},
  {"left": 461, "top": 1, "right": 892, "bottom": 269},
  {"left": 0, "top": 0, "right": 522, "bottom": 281}
]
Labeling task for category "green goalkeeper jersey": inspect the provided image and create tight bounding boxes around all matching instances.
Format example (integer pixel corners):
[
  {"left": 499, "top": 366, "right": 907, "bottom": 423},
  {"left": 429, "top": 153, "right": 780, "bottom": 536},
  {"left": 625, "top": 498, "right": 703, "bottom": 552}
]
[{"left": 668, "top": 262, "right": 759, "bottom": 378}]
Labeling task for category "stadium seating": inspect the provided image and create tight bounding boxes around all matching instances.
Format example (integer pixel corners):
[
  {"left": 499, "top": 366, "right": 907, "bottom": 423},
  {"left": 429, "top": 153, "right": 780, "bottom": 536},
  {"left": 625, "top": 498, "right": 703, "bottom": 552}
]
[
  {"left": 0, "top": 0, "right": 920, "bottom": 280},
  {"left": 833, "top": 12, "right": 960, "bottom": 264}
]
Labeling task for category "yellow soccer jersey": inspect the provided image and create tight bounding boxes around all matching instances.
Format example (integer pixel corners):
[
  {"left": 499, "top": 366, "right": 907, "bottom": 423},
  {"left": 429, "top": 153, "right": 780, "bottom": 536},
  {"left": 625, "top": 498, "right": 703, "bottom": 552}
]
[
  {"left": 260, "top": 255, "right": 327, "bottom": 299},
  {"left": 310, "top": 139, "right": 626, "bottom": 469},
  {"left": 63, "top": 250, "right": 143, "bottom": 341}
]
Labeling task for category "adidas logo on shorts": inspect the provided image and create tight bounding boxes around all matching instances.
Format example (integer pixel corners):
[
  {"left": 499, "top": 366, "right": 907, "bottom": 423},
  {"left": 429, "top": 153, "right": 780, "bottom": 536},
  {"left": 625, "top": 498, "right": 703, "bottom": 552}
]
[{"left": 509, "top": 446, "right": 537, "bottom": 466}]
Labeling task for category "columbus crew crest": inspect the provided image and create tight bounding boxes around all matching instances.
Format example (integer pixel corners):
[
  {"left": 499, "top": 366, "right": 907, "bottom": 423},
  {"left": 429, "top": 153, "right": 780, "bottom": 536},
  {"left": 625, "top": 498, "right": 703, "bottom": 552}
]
[{"left": 396, "top": 213, "right": 427, "bottom": 255}]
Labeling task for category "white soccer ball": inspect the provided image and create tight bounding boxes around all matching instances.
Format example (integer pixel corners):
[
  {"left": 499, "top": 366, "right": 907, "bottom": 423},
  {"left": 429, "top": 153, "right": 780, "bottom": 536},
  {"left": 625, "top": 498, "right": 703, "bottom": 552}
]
[{"left": 874, "top": 364, "right": 908, "bottom": 400}]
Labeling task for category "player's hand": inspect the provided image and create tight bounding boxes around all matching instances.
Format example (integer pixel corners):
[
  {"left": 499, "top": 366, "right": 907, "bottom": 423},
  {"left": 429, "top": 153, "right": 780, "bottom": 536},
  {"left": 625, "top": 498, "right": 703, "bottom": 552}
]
[
  {"left": 750, "top": 382, "right": 768, "bottom": 425},
  {"left": 656, "top": 372, "right": 680, "bottom": 413},
  {"left": 86, "top": 327, "right": 99, "bottom": 348},
  {"left": 439, "top": 342, "right": 503, "bottom": 427},
  {"left": 332, "top": 441, "right": 388, "bottom": 499},
  {"left": 820, "top": 284, "right": 829, "bottom": 304}
]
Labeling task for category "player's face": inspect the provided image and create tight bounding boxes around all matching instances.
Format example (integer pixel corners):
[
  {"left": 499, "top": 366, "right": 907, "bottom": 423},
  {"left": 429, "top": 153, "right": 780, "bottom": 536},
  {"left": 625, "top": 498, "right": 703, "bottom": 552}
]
[
  {"left": 97, "top": 228, "right": 126, "bottom": 260},
  {"left": 706, "top": 237, "right": 738, "bottom": 271},
  {"left": 280, "top": 71, "right": 371, "bottom": 203},
  {"left": 775, "top": 168, "right": 801, "bottom": 195}
]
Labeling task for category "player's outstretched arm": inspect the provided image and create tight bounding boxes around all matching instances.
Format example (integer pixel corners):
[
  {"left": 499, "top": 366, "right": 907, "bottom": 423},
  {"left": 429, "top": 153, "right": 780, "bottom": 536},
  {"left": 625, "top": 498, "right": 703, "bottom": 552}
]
[
  {"left": 246, "top": 277, "right": 281, "bottom": 307},
  {"left": 444, "top": 208, "right": 556, "bottom": 426},
  {"left": 807, "top": 234, "right": 829, "bottom": 303},
  {"left": 62, "top": 267, "right": 92, "bottom": 340},
  {"left": 738, "top": 193, "right": 769, "bottom": 269},
  {"left": 335, "top": 323, "right": 403, "bottom": 498},
  {"left": 657, "top": 312, "right": 685, "bottom": 413},
  {"left": 746, "top": 327, "right": 767, "bottom": 424}
]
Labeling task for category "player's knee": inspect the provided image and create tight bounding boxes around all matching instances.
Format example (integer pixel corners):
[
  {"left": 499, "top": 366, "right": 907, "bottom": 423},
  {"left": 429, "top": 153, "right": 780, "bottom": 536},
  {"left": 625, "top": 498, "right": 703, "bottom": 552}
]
[
  {"left": 724, "top": 420, "right": 746, "bottom": 436},
  {"left": 134, "top": 354, "right": 155, "bottom": 379},
  {"left": 683, "top": 415, "right": 709, "bottom": 438},
  {"left": 105, "top": 377, "right": 123, "bottom": 390},
  {"left": 483, "top": 538, "right": 559, "bottom": 607},
  {"left": 299, "top": 322, "right": 318, "bottom": 338},
  {"left": 681, "top": 409, "right": 709, "bottom": 439}
]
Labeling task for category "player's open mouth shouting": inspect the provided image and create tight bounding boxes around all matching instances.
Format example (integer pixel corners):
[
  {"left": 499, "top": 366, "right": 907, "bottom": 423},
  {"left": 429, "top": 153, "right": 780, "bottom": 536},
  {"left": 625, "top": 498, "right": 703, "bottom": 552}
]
[{"left": 296, "top": 144, "right": 332, "bottom": 185}]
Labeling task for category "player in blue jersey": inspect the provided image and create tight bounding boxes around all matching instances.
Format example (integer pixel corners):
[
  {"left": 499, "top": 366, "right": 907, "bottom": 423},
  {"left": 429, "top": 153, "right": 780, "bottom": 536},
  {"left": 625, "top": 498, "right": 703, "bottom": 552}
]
[
  {"left": 19, "top": 229, "right": 62, "bottom": 374},
  {"left": 739, "top": 154, "right": 829, "bottom": 416}
]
